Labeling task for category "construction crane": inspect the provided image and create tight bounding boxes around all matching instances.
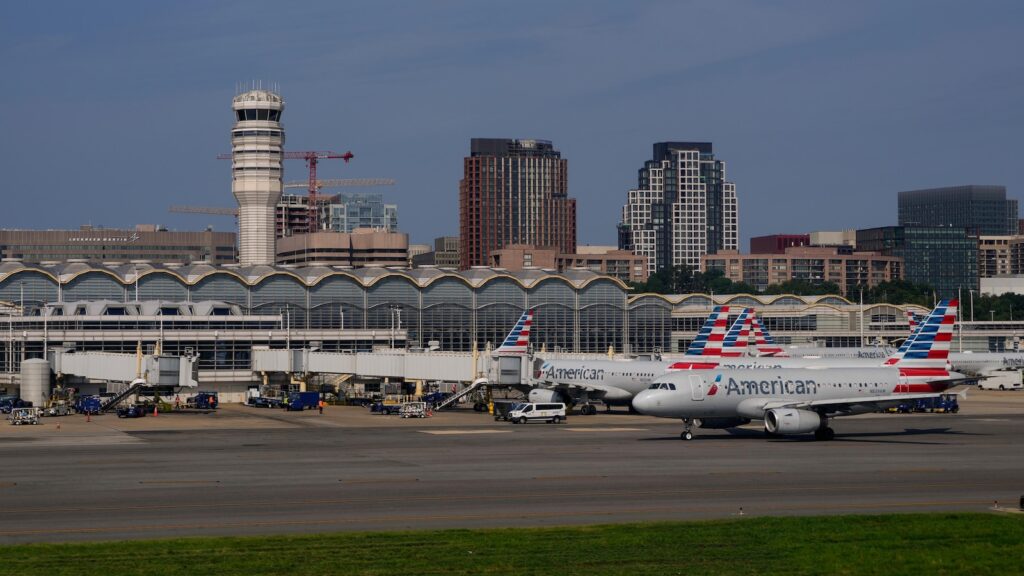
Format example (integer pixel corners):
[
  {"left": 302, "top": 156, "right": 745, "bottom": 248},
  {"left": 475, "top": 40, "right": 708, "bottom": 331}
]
[
  {"left": 169, "top": 205, "right": 238, "bottom": 216},
  {"left": 217, "top": 150, "right": 354, "bottom": 231},
  {"left": 283, "top": 178, "right": 396, "bottom": 190},
  {"left": 168, "top": 180, "right": 395, "bottom": 222}
]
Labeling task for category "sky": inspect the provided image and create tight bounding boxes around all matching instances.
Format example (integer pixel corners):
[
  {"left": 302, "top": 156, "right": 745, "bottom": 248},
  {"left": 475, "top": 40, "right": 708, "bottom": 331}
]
[{"left": 1, "top": 1, "right": 1022, "bottom": 250}]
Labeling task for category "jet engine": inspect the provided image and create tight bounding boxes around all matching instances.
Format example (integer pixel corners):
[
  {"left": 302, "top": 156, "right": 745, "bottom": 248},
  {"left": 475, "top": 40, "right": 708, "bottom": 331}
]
[
  {"left": 764, "top": 408, "right": 821, "bottom": 435},
  {"left": 528, "top": 388, "right": 569, "bottom": 404},
  {"left": 696, "top": 417, "right": 751, "bottom": 429}
]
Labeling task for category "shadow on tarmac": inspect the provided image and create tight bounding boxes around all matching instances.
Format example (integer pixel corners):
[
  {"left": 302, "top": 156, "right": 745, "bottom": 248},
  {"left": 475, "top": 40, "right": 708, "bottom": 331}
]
[{"left": 637, "top": 426, "right": 980, "bottom": 445}]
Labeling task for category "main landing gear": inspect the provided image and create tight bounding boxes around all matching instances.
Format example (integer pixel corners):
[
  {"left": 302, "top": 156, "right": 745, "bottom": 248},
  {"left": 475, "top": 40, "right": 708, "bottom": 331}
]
[
  {"left": 680, "top": 418, "right": 695, "bottom": 441},
  {"left": 814, "top": 419, "right": 835, "bottom": 441}
]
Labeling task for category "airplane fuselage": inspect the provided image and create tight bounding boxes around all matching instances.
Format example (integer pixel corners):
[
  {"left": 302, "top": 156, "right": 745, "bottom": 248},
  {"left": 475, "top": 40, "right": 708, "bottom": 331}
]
[{"left": 632, "top": 367, "right": 953, "bottom": 420}]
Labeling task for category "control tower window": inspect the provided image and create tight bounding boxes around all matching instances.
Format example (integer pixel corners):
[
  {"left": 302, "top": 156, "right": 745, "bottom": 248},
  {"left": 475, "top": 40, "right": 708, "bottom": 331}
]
[
  {"left": 268, "top": 110, "right": 280, "bottom": 122},
  {"left": 257, "top": 109, "right": 269, "bottom": 121}
]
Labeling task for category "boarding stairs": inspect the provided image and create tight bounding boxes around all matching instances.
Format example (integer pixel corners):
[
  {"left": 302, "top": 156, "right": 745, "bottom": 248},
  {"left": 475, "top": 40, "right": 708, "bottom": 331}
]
[
  {"left": 433, "top": 378, "right": 488, "bottom": 411},
  {"left": 100, "top": 379, "right": 149, "bottom": 412}
]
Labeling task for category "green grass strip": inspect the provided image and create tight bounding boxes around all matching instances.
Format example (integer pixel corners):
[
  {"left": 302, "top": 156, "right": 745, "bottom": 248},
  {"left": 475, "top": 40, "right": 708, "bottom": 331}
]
[{"left": 2, "top": 513, "right": 1021, "bottom": 575}]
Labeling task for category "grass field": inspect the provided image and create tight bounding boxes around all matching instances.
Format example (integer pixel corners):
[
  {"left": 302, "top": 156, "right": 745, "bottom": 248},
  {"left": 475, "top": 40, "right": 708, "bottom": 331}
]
[{"left": 2, "top": 513, "right": 1021, "bottom": 575}]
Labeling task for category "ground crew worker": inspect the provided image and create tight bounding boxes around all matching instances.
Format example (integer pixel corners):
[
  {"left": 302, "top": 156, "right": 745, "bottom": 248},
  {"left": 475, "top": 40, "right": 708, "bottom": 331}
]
[
  {"left": 318, "top": 399, "right": 325, "bottom": 415},
  {"left": 174, "top": 395, "right": 181, "bottom": 410}
]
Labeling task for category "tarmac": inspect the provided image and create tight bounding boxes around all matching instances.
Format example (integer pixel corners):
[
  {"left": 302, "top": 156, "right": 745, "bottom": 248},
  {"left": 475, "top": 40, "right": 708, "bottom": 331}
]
[{"left": 0, "top": 391, "right": 1022, "bottom": 544}]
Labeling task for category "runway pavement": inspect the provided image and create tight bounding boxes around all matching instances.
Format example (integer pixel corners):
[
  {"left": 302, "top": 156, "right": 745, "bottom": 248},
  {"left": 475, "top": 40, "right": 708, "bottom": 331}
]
[{"left": 0, "top": 393, "right": 1022, "bottom": 544}]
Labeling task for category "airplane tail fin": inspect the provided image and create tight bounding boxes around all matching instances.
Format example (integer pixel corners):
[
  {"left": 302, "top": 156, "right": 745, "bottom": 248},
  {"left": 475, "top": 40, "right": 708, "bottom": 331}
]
[
  {"left": 885, "top": 299, "right": 957, "bottom": 368},
  {"left": 906, "top": 309, "right": 925, "bottom": 334},
  {"left": 494, "top": 309, "right": 534, "bottom": 355},
  {"left": 720, "top": 308, "right": 753, "bottom": 357},
  {"left": 749, "top": 313, "right": 786, "bottom": 357},
  {"left": 685, "top": 306, "right": 731, "bottom": 356}
]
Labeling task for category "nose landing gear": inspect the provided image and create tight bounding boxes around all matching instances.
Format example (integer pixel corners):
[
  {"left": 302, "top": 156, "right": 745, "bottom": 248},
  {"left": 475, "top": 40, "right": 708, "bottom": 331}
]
[{"left": 680, "top": 418, "right": 695, "bottom": 441}]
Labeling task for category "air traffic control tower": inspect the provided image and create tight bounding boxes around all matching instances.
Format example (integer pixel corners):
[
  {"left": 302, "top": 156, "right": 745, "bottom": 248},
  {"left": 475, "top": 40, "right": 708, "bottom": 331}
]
[{"left": 231, "top": 88, "right": 285, "bottom": 266}]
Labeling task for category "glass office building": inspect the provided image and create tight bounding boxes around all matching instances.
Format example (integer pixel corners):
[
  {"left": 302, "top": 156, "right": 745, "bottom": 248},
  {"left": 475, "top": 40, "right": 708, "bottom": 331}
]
[
  {"left": 898, "top": 185, "right": 1018, "bottom": 236},
  {"left": 856, "top": 226, "right": 978, "bottom": 298}
]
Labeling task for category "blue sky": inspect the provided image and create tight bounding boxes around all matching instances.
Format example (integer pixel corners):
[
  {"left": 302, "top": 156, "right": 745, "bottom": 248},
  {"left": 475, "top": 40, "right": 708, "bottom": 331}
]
[{"left": 1, "top": 1, "right": 1022, "bottom": 249}]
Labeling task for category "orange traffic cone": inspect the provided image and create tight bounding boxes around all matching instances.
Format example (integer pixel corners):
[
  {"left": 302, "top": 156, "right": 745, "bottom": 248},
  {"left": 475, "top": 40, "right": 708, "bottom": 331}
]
[{"left": 153, "top": 405, "right": 158, "bottom": 417}]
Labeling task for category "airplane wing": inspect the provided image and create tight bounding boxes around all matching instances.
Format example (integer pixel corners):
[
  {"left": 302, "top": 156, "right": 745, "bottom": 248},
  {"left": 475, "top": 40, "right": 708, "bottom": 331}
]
[
  {"left": 536, "top": 380, "right": 632, "bottom": 401},
  {"left": 764, "top": 393, "right": 942, "bottom": 415}
]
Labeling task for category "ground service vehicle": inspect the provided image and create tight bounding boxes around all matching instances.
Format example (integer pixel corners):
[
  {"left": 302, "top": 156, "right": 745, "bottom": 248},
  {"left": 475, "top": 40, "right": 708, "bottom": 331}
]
[
  {"left": 10, "top": 407, "right": 40, "bottom": 425},
  {"left": 369, "top": 402, "right": 401, "bottom": 415},
  {"left": 117, "top": 405, "right": 149, "bottom": 418},
  {"left": 508, "top": 402, "right": 566, "bottom": 424},
  {"left": 187, "top": 392, "right": 219, "bottom": 410},
  {"left": 250, "top": 396, "right": 282, "bottom": 408},
  {"left": 978, "top": 371, "right": 1023, "bottom": 391},
  {"left": 284, "top": 392, "right": 320, "bottom": 411},
  {"left": 399, "top": 401, "right": 428, "bottom": 418},
  {"left": 75, "top": 396, "right": 102, "bottom": 415}
]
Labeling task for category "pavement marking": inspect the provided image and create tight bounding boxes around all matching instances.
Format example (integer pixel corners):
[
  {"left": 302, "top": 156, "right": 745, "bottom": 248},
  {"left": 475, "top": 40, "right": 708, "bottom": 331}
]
[
  {"left": 419, "top": 429, "right": 511, "bottom": 435},
  {"left": 340, "top": 478, "right": 419, "bottom": 484},
  {"left": 138, "top": 480, "right": 220, "bottom": 485},
  {"left": 562, "top": 427, "right": 646, "bottom": 432}
]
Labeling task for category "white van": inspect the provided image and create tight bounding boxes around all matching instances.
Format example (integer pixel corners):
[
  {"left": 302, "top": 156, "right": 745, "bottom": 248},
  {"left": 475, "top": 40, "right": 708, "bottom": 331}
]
[
  {"left": 978, "top": 371, "right": 1024, "bottom": 391},
  {"left": 508, "top": 402, "right": 566, "bottom": 424}
]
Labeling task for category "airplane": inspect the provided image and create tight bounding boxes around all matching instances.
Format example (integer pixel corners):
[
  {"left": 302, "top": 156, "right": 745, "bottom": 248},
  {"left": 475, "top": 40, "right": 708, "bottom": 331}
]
[
  {"left": 631, "top": 300, "right": 970, "bottom": 441},
  {"left": 750, "top": 306, "right": 1024, "bottom": 379},
  {"left": 524, "top": 306, "right": 746, "bottom": 413},
  {"left": 748, "top": 308, "right": 932, "bottom": 359}
]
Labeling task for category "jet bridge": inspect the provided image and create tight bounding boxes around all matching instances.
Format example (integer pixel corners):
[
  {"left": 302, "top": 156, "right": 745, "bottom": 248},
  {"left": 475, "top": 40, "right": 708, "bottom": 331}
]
[
  {"left": 251, "top": 349, "right": 484, "bottom": 383},
  {"left": 49, "top": 349, "right": 199, "bottom": 388}
]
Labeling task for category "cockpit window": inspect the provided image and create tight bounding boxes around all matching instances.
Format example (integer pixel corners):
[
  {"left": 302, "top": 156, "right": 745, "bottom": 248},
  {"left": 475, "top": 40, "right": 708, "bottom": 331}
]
[
  {"left": 648, "top": 383, "right": 660, "bottom": 389},
  {"left": 668, "top": 383, "right": 676, "bottom": 390}
]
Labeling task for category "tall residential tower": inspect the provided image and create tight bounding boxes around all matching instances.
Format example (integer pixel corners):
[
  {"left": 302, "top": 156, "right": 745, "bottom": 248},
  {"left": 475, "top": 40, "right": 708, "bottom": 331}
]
[
  {"left": 618, "top": 142, "right": 738, "bottom": 273},
  {"left": 231, "top": 89, "right": 285, "bottom": 266},
  {"left": 459, "top": 138, "right": 576, "bottom": 269}
]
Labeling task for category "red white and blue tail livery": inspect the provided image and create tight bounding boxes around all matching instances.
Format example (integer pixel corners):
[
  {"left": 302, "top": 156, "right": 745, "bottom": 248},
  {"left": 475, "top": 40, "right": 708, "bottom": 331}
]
[
  {"left": 720, "top": 308, "right": 753, "bottom": 357},
  {"left": 494, "top": 309, "right": 534, "bottom": 355},
  {"left": 685, "top": 306, "right": 732, "bottom": 356}
]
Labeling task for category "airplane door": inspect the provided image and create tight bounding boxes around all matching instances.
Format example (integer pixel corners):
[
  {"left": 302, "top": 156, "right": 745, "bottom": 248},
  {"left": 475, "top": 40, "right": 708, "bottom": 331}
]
[{"left": 689, "top": 375, "right": 705, "bottom": 401}]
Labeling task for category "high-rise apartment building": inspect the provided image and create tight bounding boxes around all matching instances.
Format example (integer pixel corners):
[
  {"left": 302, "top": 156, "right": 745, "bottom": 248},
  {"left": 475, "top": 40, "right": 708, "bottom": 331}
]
[
  {"left": 898, "top": 185, "right": 1018, "bottom": 236},
  {"left": 618, "top": 142, "right": 738, "bottom": 273},
  {"left": 459, "top": 139, "right": 576, "bottom": 269},
  {"left": 231, "top": 89, "right": 285, "bottom": 266}
]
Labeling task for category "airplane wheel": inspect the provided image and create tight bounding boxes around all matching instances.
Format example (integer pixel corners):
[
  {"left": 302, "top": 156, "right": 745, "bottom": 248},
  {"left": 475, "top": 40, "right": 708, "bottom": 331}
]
[
  {"left": 814, "top": 427, "right": 835, "bottom": 441},
  {"left": 681, "top": 431, "right": 693, "bottom": 441},
  {"left": 999, "top": 385, "right": 1006, "bottom": 391}
]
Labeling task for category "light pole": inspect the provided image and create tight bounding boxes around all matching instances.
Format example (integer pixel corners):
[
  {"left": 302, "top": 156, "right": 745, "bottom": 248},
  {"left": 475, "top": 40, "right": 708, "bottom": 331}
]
[
  {"left": 991, "top": 310, "right": 995, "bottom": 322},
  {"left": 968, "top": 289, "right": 975, "bottom": 323}
]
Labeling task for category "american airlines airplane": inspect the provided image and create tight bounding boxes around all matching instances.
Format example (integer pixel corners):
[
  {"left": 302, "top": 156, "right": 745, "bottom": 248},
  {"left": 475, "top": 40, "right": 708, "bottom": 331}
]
[
  {"left": 751, "top": 308, "right": 1024, "bottom": 381},
  {"left": 631, "top": 300, "right": 968, "bottom": 441},
  {"left": 524, "top": 306, "right": 748, "bottom": 413}
]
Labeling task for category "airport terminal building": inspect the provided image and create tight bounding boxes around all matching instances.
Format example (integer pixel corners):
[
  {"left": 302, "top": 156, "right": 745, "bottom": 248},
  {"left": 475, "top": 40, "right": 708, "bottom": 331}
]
[{"left": 1, "top": 260, "right": 1016, "bottom": 396}]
